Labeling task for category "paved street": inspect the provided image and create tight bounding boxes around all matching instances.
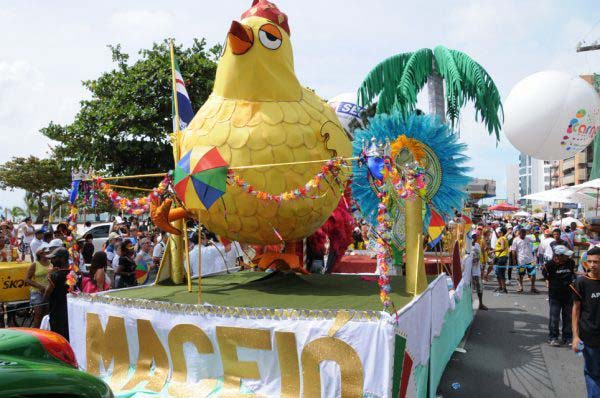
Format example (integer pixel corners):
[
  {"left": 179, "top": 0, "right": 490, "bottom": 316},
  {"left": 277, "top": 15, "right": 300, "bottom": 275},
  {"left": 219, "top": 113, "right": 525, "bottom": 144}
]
[{"left": 438, "top": 278, "right": 587, "bottom": 397}]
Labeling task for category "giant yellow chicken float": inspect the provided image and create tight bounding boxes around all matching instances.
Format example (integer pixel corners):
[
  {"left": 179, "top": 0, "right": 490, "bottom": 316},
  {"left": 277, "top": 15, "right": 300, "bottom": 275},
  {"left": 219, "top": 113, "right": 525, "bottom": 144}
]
[{"left": 158, "top": 0, "right": 352, "bottom": 271}]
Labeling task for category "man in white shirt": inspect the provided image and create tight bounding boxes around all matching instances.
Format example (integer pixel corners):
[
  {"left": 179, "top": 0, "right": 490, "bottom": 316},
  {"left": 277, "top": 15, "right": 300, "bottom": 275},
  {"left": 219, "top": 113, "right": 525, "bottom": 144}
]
[
  {"left": 136, "top": 238, "right": 155, "bottom": 284},
  {"left": 539, "top": 229, "right": 556, "bottom": 262},
  {"left": 153, "top": 233, "right": 169, "bottom": 269},
  {"left": 18, "top": 217, "right": 35, "bottom": 261},
  {"left": 511, "top": 228, "right": 539, "bottom": 294},
  {"left": 29, "top": 229, "right": 44, "bottom": 261},
  {"left": 490, "top": 221, "right": 499, "bottom": 252}
]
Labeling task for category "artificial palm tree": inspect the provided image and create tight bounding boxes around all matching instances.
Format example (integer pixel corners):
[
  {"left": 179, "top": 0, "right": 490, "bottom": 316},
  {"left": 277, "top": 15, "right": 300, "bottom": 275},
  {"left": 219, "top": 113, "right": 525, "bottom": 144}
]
[{"left": 357, "top": 45, "right": 503, "bottom": 140}]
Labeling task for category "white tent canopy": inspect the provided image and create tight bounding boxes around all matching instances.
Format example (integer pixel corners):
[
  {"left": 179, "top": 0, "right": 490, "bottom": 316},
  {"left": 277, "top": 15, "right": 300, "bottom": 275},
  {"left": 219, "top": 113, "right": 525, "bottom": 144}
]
[
  {"left": 513, "top": 210, "right": 531, "bottom": 217},
  {"left": 521, "top": 186, "right": 595, "bottom": 204},
  {"left": 575, "top": 178, "right": 600, "bottom": 191}
]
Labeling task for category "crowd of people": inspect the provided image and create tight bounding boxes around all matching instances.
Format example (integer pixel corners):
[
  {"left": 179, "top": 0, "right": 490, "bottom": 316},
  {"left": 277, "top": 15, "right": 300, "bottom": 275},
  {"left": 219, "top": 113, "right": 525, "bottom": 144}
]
[
  {"left": 0, "top": 216, "right": 233, "bottom": 341},
  {"left": 470, "top": 216, "right": 600, "bottom": 395}
]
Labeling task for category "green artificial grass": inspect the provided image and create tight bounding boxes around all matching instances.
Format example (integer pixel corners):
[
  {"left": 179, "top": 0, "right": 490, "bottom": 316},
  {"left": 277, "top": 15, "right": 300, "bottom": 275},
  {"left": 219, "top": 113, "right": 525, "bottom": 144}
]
[{"left": 108, "top": 271, "right": 435, "bottom": 311}]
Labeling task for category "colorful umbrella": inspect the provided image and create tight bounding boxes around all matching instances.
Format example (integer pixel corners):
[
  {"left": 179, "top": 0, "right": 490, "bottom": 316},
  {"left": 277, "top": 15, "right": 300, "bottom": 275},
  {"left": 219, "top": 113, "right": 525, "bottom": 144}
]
[
  {"left": 135, "top": 262, "right": 149, "bottom": 285},
  {"left": 427, "top": 209, "right": 445, "bottom": 248},
  {"left": 174, "top": 147, "right": 228, "bottom": 210}
]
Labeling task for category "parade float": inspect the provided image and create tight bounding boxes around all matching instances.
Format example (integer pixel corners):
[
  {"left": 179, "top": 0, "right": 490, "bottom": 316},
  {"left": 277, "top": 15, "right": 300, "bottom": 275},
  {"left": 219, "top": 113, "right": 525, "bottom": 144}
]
[{"left": 65, "top": 1, "right": 503, "bottom": 396}]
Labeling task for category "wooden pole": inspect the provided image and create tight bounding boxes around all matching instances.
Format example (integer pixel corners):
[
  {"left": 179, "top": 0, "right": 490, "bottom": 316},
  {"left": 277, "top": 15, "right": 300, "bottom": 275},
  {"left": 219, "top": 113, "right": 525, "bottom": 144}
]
[
  {"left": 183, "top": 222, "right": 192, "bottom": 292},
  {"left": 169, "top": 39, "right": 185, "bottom": 285},
  {"left": 198, "top": 219, "right": 203, "bottom": 304}
]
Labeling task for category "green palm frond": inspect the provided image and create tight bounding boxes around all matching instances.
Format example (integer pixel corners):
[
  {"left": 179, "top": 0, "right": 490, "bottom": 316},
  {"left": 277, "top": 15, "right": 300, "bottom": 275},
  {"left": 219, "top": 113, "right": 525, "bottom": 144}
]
[
  {"left": 448, "top": 49, "right": 503, "bottom": 139},
  {"left": 433, "top": 45, "right": 463, "bottom": 128},
  {"left": 395, "top": 49, "right": 433, "bottom": 115},
  {"left": 358, "top": 46, "right": 503, "bottom": 141},
  {"left": 357, "top": 49, "right": 432, "bottom": 115},
  {"left": 357, "top": 52, "right": 410, "bottom": 112}
]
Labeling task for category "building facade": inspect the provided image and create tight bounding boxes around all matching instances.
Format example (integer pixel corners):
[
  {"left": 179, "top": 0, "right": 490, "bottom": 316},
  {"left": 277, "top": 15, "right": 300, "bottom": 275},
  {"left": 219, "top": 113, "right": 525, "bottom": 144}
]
[
  {"left": 549, "top": 145, "right": 594, "bottom": 187},
  {"left": 506, "top": 164, "right": 519, "bottom": 204},
  {"left": 518, "top": 154, "right": 551, "bottom": 204}
]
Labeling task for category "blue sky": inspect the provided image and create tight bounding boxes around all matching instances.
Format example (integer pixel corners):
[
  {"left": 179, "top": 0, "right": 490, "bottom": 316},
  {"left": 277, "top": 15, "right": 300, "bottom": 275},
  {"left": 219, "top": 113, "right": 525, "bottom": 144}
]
[{"left": 0, "top": 0, "right": 599, "bottom": 208}]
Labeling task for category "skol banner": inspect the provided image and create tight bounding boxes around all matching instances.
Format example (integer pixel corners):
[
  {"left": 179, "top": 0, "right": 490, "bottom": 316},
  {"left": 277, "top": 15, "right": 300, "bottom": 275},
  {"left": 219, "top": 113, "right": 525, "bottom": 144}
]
[
  {"left": 68, "top": 296, "right": 397, "bottom": 397},
  {"left": 0, "top": 262, "right": 31, "bottom": 302}
]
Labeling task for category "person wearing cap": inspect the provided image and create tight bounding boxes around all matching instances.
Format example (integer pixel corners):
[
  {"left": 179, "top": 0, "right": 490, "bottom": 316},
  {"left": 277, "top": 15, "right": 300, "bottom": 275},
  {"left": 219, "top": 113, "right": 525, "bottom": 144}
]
[
  {"left": 542, "top": 245, "right": 576, "bottom": 347},
  {"left": 511, "top": 228, "right": 539, "bottom": 294},
  {"left": 48, "top": 238, "right": 65, "bottom": 249},
  {"left": 135, "top": 237, "right": 154, "bottom": 285},
  {"left": 43, "top": 247, "right": 71, "bottom": 340},
  {"left": 104, "top": 232, "right": 121, "bottom": 266},
  {"left": 29, "top": 229, "right": 45, "bottom": 262},
  {"left": 539, "top": 229, "right": 555, "bottom": 263},
  {"left": 25, "top": 243, "right": 51, "bottom": 328},
  {"left": 153, "top": 232, "right": 169, "bottom": 269}
]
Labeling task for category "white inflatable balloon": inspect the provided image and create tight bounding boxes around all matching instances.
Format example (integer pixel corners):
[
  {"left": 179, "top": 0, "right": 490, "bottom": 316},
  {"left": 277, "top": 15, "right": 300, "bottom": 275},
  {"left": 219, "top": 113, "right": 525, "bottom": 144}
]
[
  {"left": 328, "top": 92, "right": 364, "bottom": 133},
  {"left": 504, "top": 70, "right": 600, "bottom": 160}
]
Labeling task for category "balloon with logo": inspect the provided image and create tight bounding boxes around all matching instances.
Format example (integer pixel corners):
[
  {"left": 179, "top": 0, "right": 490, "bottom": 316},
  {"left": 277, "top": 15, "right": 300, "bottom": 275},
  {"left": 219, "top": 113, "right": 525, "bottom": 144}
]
[
  {"left": 328, "top": 92, "right": 365, "bottom": 134},
  {"left": 504, "top": 70, "right": 600, "bottom": 160}
]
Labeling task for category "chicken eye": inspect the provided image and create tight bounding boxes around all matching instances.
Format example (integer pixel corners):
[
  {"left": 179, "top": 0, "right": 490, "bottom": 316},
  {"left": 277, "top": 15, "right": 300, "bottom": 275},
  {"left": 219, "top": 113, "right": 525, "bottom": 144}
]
[{"left": 258, "top": 24, "right": 282, "bottom": 50}]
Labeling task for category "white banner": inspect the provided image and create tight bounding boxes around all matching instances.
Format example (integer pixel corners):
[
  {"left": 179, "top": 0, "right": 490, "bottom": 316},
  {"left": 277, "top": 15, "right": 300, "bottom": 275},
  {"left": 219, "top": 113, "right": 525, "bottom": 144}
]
[{"left": 68, "top": 295, "right": 396, "bottom": 398}]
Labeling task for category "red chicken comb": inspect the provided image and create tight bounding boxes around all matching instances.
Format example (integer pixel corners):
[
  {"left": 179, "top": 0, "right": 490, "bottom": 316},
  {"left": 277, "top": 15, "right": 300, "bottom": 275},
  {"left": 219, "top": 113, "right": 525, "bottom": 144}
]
[{"left": 241, "top": 0, "right": 290, "bottom": 36}]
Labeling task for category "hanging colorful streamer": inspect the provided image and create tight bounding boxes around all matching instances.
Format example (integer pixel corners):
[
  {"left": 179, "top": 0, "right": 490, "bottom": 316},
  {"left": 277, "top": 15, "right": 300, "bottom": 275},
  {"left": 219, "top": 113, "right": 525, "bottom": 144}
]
[
  {"left": 358, "top": 143, "right": 427, "bottom": 311},
  {"left": 94, "top": 175, "right": 171, "bottom": 215},
  {"left": 228, "top": 157, "right": 348, "bottom": 203}
]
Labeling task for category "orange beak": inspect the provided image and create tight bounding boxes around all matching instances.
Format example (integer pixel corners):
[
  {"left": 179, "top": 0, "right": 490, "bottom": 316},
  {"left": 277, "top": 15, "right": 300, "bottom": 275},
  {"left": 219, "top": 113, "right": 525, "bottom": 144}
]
[{"left": 228, "top": 20, "right": 253, "bottom": 55}]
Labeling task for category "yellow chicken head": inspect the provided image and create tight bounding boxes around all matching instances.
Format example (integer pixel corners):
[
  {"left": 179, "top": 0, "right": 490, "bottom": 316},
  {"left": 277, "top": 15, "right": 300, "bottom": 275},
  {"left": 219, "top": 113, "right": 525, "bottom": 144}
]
[{"left": 213, "top": 0, "right": 301, "bottom": 102}]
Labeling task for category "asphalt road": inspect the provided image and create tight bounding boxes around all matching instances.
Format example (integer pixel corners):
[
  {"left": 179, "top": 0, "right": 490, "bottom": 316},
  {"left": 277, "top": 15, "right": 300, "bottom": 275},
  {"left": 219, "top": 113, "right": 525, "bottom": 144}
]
[{"left": 438, "top": 277, "right": 587, "bottom": 398}]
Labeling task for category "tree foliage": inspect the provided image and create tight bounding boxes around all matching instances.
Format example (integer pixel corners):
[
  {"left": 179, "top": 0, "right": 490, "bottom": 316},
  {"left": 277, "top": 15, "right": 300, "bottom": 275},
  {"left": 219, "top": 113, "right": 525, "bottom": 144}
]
[
  {"left": 40, "top": 39, "right": 221, "bottom": 186},
  {"left": 0, "top": 156, "right": 71, "bottom": 222},
  {"left": 357, "top": 45, "right": 503, "bottom": 140}
]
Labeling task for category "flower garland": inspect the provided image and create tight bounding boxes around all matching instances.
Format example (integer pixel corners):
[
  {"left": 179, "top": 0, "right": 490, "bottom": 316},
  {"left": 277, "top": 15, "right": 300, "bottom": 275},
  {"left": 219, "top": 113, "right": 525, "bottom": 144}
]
[
  {"left": 375, "top": 189, "right": 394, "bottom": 309},
  {"left": 94, "top": 175, "right": 171, "bottom": 215},
  {"left": 384, "top": 161, "right": 427, "bottom": 200},
  {"left": 228, "top": 157, "right": 348, "bottom": 202},
  {"left": 362, "top": 151, "right": 427, "bottom": 312}
]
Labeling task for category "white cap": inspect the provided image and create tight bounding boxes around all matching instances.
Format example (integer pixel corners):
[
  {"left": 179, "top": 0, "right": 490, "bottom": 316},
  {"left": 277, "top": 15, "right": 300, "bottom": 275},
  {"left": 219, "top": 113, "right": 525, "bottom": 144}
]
[
  {"left": 48, "top": 238, "right": 64, "bottom": 248},
  {"left": 35, "top": 242, "right": 50, "bottom": 254}
]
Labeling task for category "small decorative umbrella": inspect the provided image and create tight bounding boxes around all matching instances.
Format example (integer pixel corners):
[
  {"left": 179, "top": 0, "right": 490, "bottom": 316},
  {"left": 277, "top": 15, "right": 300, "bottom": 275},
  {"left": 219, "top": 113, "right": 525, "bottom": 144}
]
[
  {"left": 427, "top": 209, "right": 445, "bottom": 248},
  {"left": 135, "top": 262, "right": 149, "bottom": 285},
  {"left": 174, "top": 147, "right": 229, "bottom": 210}
]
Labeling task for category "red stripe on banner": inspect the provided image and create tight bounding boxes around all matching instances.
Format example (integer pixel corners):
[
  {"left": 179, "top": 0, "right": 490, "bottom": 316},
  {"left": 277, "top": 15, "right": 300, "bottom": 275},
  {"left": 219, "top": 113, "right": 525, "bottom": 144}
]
[
  {"left": 176, "top": 78, "right": 185, "bottom": 86},
  {"left": 399, "top": 352, "right": 413, "bottom": 397}
]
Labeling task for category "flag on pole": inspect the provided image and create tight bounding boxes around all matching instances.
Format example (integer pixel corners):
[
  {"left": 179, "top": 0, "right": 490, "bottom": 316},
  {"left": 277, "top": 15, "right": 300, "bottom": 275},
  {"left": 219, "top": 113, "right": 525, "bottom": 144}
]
[{"left": 171, "top": 48, "right": 194, "bottom": 131}]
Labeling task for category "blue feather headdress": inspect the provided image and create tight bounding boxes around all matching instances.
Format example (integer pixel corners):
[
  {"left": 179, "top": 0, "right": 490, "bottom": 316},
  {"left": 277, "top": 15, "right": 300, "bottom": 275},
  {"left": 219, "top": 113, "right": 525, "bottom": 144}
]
[{"left": 351, "top": 112, "right": 471, "bottom": 227}]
